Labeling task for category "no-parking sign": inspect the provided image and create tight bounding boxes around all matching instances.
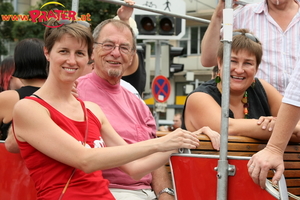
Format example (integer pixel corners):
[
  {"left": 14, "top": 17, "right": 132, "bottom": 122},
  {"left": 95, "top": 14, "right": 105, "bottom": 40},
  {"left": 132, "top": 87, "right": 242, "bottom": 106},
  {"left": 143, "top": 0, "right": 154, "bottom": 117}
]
[{"left": 151, "top": 75, "right": 171, "bottom": 103}]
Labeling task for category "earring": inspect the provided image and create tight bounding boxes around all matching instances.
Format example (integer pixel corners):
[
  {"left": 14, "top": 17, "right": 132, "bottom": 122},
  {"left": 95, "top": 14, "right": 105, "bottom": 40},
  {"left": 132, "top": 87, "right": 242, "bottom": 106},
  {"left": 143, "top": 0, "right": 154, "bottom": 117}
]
[
  {"left": 215, "top": 73, "right": 221, "bottom": 83},
  {"left": 251, "top": 79, "right": 255, "bottom": 88}
]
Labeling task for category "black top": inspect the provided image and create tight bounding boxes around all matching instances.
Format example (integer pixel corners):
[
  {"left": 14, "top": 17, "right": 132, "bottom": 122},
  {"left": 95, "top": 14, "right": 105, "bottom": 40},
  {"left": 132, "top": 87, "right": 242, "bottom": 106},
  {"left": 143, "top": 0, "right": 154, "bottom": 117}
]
[
  {"left": 122, "top": 50, "right": 146, "bottom": 96},
  {"left": 181, "top": 78, "right": 271, "bottom": 130},
  {"left": 0, "top": 86, "right": 40, "bottom": 140}
]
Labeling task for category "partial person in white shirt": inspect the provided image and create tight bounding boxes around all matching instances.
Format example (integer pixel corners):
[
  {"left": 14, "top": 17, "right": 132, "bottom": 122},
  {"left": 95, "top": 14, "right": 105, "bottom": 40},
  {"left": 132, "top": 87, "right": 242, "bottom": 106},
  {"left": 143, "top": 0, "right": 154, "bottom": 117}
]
[{"left": 248, "top": 59, "right": 300, "bottom": 189}]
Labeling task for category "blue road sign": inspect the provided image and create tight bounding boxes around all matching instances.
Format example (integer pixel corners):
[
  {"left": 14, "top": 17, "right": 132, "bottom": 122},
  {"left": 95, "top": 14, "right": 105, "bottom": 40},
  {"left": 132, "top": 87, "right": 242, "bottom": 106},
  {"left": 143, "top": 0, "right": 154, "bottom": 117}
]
[{"left": 151, "top": 75, "right": 171, "bottom": 103}]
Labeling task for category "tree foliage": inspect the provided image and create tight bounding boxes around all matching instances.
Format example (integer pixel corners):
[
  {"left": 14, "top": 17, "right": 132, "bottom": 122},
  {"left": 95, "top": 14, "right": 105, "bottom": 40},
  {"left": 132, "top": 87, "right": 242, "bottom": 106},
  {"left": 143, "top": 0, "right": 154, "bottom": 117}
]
[
  {"left": 12, "top": 21, "right": 45, "bottom": 40},
  {"left": 0, "top": 0, "right": 16, "bottom": 56},
  {"left": 11, "top": 0, "right": 119, "bottom": 41}
]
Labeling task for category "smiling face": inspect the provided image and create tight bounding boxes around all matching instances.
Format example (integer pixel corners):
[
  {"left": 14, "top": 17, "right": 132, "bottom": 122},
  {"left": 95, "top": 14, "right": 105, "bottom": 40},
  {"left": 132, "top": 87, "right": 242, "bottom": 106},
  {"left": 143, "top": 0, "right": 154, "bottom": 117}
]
[
  {"left": 44, "top": 33, "right": 89, "bottom": 83},
  {"left": 92, "top": 23, "right": 134, "bottom": 84},
  {"left": 217, "top": 49, "right": 257, "bottom": 94},
  {"left": 217, "top": 29, "right": 262, "bottom": 95}
]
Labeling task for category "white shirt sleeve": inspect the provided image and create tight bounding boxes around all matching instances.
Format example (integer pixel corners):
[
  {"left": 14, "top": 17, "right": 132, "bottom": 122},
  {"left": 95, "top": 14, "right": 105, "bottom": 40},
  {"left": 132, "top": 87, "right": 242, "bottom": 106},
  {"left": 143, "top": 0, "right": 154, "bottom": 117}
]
[
  {"left": 282, "top": 60, "right": 300, "bottom": 107},
  {"left": 120, "top": 79, "right": 143, "bottom": 101}
]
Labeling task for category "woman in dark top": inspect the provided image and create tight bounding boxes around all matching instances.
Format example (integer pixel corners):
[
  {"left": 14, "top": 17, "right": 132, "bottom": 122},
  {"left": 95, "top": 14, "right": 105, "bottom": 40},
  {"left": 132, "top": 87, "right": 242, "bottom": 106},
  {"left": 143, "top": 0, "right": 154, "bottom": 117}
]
[
  {"left": 0, "top": 38, "right": 47, "bottom": 146},
  {"left": 0, "top": 56, "right": 23, "bottom": 92},
  {"left": 182, "top": 29, "right": 300, "bottom": 142}
]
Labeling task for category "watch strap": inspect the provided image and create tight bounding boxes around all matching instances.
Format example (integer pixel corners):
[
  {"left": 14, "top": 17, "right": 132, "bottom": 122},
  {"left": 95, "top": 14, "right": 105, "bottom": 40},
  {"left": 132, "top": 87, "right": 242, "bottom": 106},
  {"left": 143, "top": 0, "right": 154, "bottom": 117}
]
[{"left": 157, "top": 188, "right": 175, "bottom": 198}]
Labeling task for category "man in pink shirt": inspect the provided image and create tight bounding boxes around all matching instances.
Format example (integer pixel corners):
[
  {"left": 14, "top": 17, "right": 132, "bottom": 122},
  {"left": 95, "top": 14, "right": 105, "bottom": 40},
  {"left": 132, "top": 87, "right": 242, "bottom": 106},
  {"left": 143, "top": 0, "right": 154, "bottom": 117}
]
[{"left": 77, "top": 4, "right": 175, "bottom": 200}]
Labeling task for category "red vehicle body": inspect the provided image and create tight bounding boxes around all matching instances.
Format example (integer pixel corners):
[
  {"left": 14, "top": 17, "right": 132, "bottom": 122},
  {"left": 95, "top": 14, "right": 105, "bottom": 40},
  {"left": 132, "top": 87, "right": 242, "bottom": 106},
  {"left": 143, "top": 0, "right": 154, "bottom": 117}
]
[
  {"left": 0, "top": 141, "right": 36, "bottom": 199},
  {"left": 170, "top": 153, "right": 285, "bottom": 200},
  {"left": 0, "top": 141, "right": 286, "bottom": 200}
]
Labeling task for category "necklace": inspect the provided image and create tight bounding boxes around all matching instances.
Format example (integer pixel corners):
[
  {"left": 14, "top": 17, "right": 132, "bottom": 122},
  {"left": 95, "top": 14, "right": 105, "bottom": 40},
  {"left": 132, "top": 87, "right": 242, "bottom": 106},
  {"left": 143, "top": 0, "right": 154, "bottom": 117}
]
[
  {"left": 217, "top": 84, "right": 249, "bottom": 119},
  {"left": 241, "top": 91, "right": 249, "bottom": 119}
]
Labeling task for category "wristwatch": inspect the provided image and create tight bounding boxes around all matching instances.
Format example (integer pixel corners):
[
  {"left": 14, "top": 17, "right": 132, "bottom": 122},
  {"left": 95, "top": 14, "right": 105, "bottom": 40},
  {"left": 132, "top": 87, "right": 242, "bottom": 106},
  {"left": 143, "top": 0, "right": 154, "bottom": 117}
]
[{"left": 158, "top": 188, "right": 175, "bottom": 198}]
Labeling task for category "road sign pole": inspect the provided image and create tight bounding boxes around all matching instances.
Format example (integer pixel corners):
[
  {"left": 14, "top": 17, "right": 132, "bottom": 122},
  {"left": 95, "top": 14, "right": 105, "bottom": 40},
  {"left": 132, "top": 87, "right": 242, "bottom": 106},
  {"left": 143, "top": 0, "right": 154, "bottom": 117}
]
[
  {"left": 155, "top": 40, "right": 161, "bottom": 77},
  {"left": 161, "top": 44, "right": 170, "bottom": 78},
  {"left": 71, "top": 0, "right": 79, "bottom": 13},
  {"left": 154, "top": 40, "right": 161, "bottom": 129},
  {"left": 144, "top": 44, "right": 151, "bottom": 94}
]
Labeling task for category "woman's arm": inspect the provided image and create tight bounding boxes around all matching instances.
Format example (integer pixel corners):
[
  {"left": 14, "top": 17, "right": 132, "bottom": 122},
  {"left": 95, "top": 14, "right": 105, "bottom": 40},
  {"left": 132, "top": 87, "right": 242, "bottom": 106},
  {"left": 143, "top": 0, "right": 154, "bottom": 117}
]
[
  {"left": 5, "top": 126, "right": 19, "bottom": 153},
  {"left": 184, "top": 92, "right": 299, "bottom": 141},
  {"left": 200, "top": 1, "right": 224, "bottom": 67},
  {"left": 259, "top": 79, "right": 283, "bottom": 116},
  {"left": 185, "top": 92, "right": 222, "bottom": 132},
  {"left": 87, "top": 101, "right": 199, "bottom": 179},
  {"left": 14, "top": 99, "right": 199, "bottom": 179},
  {"left": 255, "top": 79, "right": 300, "bottom": 142},
  {"left": 0, "top": 91, "right": 18, "bottom": 123}
]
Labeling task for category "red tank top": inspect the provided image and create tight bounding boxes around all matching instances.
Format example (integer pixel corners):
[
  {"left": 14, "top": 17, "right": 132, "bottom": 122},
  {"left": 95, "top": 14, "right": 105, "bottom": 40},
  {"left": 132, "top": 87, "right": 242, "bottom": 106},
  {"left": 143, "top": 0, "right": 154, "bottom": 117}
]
[{"left": 16, "top": 96, "right": 115, "bottom": 200}]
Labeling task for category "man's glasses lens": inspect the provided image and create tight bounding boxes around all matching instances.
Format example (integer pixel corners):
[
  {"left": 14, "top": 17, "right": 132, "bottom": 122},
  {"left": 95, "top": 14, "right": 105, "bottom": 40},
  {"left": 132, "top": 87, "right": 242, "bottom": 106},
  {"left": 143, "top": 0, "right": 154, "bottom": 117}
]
[{"left": 95, "top": 42, "right": 131, "bottom": 54}]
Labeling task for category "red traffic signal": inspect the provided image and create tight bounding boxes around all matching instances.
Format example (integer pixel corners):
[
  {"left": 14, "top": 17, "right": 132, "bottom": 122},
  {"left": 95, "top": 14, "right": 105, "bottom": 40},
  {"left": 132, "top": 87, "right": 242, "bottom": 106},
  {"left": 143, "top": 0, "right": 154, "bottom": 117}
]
[
  {"left": 136, "top": 15, "right": 156, "bottom": 35},
  {"left": 135, "top": 15, "right": 181, "bottom": 36}
]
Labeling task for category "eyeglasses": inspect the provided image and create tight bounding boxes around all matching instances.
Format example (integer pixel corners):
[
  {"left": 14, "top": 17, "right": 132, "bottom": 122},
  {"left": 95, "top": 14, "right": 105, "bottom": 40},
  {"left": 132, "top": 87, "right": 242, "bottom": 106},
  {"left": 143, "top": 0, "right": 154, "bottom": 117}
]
[
  {"left": 56, "top": 19, "right": 90, "bottom": 28},
  {"left": 232, "top": 32, "right": 260, "bottom": 43},
  {"left": 94, "top": 42, "right": 133, "bottom": 54}
]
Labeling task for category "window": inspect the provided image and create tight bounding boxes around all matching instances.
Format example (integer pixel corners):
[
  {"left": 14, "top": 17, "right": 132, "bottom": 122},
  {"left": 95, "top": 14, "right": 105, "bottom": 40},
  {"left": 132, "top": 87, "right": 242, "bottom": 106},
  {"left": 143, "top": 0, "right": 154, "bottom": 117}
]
[{"left": 177, "top": 26, "right": 208, "bottom": 55}]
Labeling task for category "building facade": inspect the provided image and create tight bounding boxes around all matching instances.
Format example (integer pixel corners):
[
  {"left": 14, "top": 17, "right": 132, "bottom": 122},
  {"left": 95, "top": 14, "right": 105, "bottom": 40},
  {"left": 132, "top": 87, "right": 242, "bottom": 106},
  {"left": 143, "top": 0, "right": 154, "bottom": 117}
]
[{"left": 143, "top": 0, "right": 263, "bottom": 122}]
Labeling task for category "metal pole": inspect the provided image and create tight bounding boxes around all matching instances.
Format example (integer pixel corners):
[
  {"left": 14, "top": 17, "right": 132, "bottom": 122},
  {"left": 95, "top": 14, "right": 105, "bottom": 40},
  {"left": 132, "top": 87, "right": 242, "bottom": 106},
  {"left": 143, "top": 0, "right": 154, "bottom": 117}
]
[
  {"left": 155, "top": 40, "right": 161, "bottom": 77},
  {"left": 153, "top": 40, "right": 161, "bottom": 129},
  {"left": 98, "top": 0, "right": 211, "bottom": 24},
  {"left": 144, "top": 44, "right": 151, "bottom": 94},
  {"left": 71, "top": 0, "right": 79, "bottom": 13},
  {"left": 217, "top": 0, "right": 233, "bottom": 199}
]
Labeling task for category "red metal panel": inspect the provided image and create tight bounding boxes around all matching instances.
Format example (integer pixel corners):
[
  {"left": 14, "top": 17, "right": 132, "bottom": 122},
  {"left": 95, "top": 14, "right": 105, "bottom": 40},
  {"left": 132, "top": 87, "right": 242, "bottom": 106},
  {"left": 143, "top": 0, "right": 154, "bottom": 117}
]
[
  {"left": 170, "top": 154, "right": 278, "bottom": 200},
  {"left": 0, "top": 141, "right": 36, "bottom": 200}
]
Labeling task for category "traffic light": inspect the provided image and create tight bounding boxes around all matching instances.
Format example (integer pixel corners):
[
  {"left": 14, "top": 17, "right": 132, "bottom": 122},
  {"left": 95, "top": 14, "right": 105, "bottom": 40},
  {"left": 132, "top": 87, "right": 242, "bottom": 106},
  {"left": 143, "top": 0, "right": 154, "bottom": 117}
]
[
  {"left": 136, "top": 43, "right": 146, "bottom": 58},
  {"left": 158, "top": 15, "right": 175, "bottom": 35},
  {"left": 135, "top": 15, "right": 182, "bottom": 36},
  {"left": 170, "top": 46, "right": 184, "bottom": 74},
  {"left": 135, "top": 15, "right": 156, "bottom": 35}
]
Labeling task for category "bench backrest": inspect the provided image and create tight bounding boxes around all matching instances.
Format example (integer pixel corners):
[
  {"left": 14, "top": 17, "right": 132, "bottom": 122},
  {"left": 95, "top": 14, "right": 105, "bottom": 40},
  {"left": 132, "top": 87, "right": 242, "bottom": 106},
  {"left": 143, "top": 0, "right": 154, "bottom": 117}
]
[
  {"left": 157, "top": 132, "right": 300, "bottom": 197},
  {"left": 170, "top": 154, "right": 280, "bottom": 200}
]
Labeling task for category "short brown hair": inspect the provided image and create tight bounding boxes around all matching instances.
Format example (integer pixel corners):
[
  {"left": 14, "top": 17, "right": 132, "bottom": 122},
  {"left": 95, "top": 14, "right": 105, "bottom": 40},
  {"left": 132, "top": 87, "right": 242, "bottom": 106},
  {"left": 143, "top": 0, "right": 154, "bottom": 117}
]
[
  {"left": 44, "top": 18, "right": 93, "bottom": 59},
  {"left": 217, "top": 29, "right": 262, "bottom": 69}
]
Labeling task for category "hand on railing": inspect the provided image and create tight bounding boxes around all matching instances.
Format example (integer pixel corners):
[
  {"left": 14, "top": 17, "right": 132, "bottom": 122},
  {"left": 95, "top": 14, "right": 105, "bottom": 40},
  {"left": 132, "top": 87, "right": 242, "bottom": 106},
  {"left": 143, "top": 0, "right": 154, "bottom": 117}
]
[
  {"left": 192, "top": 126, "right": 220, "bottom": 151},
  {"left": 257, "top": 116, "right": 277, "bottom": 132}
]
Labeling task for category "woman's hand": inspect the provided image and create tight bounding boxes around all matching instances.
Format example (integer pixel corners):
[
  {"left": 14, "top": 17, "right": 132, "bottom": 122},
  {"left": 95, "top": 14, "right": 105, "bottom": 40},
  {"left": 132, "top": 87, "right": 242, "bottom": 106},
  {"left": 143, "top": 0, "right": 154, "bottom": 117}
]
[
  {"left": 158, "top": 128, "right": 200, "bottom": 152},
  {"left": 257, "top": 116, "right": 277, "bottom": 131},
  {"left": 194, "top": 126, "right": 220, "bottom": 150},
  {"left": 292, "top": 124, "right": 300, "bottom": 138},
  {"left": 117, "top": 0, "right": 135, "bottom": 22}
]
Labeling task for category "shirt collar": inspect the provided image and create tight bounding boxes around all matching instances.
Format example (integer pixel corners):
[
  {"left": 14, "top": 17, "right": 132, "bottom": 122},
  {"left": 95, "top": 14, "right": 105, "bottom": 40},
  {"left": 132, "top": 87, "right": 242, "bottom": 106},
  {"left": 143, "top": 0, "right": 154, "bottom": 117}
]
[{"left": 91, "top": 71, "right": 121, "bottom": 93}]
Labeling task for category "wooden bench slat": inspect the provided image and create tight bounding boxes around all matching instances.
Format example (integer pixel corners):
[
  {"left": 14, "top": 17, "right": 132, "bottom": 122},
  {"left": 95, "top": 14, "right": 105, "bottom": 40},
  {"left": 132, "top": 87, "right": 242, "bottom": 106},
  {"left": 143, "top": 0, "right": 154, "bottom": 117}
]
[{"left": 286, "top": 179, "right": 300, "bottom": 188}]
